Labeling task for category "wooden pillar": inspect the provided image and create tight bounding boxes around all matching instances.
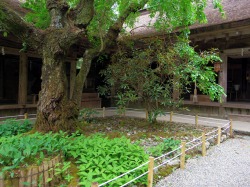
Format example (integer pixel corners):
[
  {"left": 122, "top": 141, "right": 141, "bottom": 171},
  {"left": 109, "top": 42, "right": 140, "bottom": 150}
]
[
  {"left": 18, "top": 53, "right": 28, "bottom": 105},
  {"left": 0, "top": 57, "right": 3, "bottom": 99},
  {"left": 219, "top": 54, "right": 227, "bottom": 103},
  {"left": 70, "top": 60, "right": 76, "bottom": 99}
]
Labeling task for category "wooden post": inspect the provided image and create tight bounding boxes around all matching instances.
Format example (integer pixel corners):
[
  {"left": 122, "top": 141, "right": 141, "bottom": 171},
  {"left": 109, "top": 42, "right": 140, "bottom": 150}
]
[
  {"left": 230, "top": 119, "right": 233, "bottom": 138},
  {"left": 180, "top": 141, "right": 186, "bottom": 169},
  {"left": 217, "top": 127, "right": 221, "bottom": 145},
  {"left": 24, "top": 113, "right": 28, "bottom": 119},
  {"left": 170, "top": 111, "right": 173, "bottom": 122},
  {"left": 91, "top": 182, "right": 99, "bottom": 187},
  {"left": 18, "top": 53, "right": 28, "bottom": 105},
  {"left": 202, "top": 132, "right": 206, "bottom": 157},
  {"left": 146, "top": 110, "right": 148, "bottom": 120},
  {"left": 102, "top": 107, "right": 105, "bottom": 118},
  {"left": 195, "top": 115, "right": 198, "bottom": 127},
  {"left": 147, "top": 157, "right": 154, "bottom": 187}
]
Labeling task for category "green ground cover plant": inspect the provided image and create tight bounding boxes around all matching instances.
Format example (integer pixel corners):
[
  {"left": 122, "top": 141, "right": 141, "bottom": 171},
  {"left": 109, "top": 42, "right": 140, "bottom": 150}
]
[
  {"left": 0, "top": 131, "right": 148, "bottom": 186},
  {"left": 0, "top": 119, "right": 32, "bottom": 137},
  {"left": 148, "top": 138, "right": 181, "bottom": 157}
]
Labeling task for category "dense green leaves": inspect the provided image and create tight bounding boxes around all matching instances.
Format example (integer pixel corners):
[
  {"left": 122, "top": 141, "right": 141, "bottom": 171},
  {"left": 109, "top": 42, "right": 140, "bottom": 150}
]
[
  {"left": 0, "top": 131, "right": 148, "bottom": 186},
  {"left": 21, "top": 0, "right": 50, "bottom": 29},
  {"left": 69, "top": 134, "right": 148, "bottom": 187},
  {"left": 0, "top": 131, "right": 69, "bottom": 174},
  {"left": 0, "top": 119, "right": 33, "bottom": 137},
  {"left": 19, "top": 0, "right": 224, "bottom": 41}
]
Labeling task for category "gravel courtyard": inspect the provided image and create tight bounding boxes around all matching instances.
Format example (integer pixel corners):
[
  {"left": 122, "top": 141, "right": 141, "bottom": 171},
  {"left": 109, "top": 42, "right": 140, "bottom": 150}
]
[{"left": 155, "top": 136, "right": 250, "bottom": 187}]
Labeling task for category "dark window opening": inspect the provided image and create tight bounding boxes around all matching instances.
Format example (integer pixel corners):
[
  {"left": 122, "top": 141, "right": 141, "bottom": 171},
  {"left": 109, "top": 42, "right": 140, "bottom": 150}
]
[
  {"left": 0, "top": 54, "right": 19, "bottom": 104},
  {"left": 227, "top": 57, "right": 250, "bottom": 102}
]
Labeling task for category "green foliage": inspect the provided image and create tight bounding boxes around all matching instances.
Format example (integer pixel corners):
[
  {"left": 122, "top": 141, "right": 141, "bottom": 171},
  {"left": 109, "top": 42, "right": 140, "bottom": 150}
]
[
  {"left": 67, "top": 134, "right": 148, "bottom": 187},
  {"left": 19, "top": 0, "right": 224, "bottom": 44},
  {"left": 148, "top": 138, "right": 181, "bottom": 157},
  {"left": 0, "top": 132, "right": 148, "bottom": 186},
  {"left": 54, "top": 162, "right": 73, "bottom": 183},
  {"left": 99, "top": 37, "right": 225, "bottom": 122},
  {"left": 0, "top": 119, "right": 32, "bottom": 137},
  {"left": 79, "top": 108, "right": 99, "bottom": 123},
  {"left": 21, "top": 0, "right": 50, "bottom": 29},
  {"left": 0, "top": 131, "right": 69, "bottom": 175}
]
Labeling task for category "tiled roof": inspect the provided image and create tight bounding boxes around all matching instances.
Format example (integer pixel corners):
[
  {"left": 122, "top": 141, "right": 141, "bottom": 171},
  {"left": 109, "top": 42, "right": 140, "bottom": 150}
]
[{"left": 128, "top": 0, "right": 250, "bottom": 37}]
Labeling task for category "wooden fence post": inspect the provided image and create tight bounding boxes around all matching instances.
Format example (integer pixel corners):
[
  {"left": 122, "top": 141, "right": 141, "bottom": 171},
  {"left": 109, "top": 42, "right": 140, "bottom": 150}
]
[
  {"left": 170, "top": 111, "right": 173, "bottom": 122},
  {"left": 147, "top": 157, "right": 154, "bottom": 187},
  {"left": 91, "top": 182, "right": 99, "bottom": 187},
  {"left": 217, "top": 127, "right": 221, "bottom": 145},
  {"left": 230, "top": 119, "right": 233, "bottom": 138},
  {"left": 24, "top": 113, "right": 28, "bottom": 119},
  {"left": 195, "top": 115, "right": 198, "bottom": 127},
  {"left": 202, "top": 132, "right": 206, "bottom": 157},
  {"left": 102, "top": 107, "right": 105, "bottom": 118},
  {"left": 180, "top": 141, "right": 186, "bottom": 169}
]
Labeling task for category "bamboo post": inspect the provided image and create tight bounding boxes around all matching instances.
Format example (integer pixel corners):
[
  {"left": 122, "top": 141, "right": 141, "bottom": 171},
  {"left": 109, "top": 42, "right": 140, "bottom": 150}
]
[
  {"left": 102, "top": 107, "right": 105, "bottom": 118},
  {"left": 217, "top": 127, "right": 221, "bottom": 145},
  {"left": 170, "top": 111, "right": 173, "bottom": 122},
  {"left": 202, "top": 132, "right": 206, "bottom": 157},
  {"left": 195, "top": 114, "right": 198, "bottom": 127},
  {"left": 147, "top": 157, "right": 154, "bottom": 187},
  {"left": 180, "top": 141, "right": 186, "bottom": 169},
  {"left": 91, "top": 182, "right": 99, "bottom": 187},
  {"left": 230, "top": 119, "right": 233, "bottom": 138},
  {"left": 24, "top": 113, "right": 28, "bottom": 119}
]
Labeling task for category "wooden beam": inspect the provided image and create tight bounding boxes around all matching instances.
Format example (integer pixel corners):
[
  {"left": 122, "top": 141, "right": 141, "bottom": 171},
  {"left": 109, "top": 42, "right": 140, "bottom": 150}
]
[
  {"left": 18, "top": 53, "right": 28, "bottom": 105},
  {"left": 0, "top": 46, "right": 41, "bottom": 58}
]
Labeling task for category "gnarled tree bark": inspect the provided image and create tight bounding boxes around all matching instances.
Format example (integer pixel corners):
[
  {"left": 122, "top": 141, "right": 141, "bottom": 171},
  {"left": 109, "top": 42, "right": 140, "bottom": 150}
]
[{"left": 0, "top": 0, "right": 147, "bottom": 132}]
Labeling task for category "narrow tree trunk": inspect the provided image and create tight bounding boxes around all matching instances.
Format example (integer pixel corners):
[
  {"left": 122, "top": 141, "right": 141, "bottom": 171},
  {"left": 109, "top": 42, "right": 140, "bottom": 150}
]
[{"left": 35, "top": 50, "right": 78, "bottom": 132}]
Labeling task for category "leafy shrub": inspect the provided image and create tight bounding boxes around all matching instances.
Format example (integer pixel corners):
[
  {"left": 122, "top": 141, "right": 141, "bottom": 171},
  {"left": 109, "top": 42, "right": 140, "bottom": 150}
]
[
  {"left": 0, "top": 119, "right": 33, "bottom": 137},
  {"left": 148, "top": 138, "right": 181, "bottom": 157}
]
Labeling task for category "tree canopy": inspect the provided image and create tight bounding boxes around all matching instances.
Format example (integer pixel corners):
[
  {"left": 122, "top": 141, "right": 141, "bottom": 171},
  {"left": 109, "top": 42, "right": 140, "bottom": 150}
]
[{"left": 0, "top": 0, "right": 224, "bottom": 132}]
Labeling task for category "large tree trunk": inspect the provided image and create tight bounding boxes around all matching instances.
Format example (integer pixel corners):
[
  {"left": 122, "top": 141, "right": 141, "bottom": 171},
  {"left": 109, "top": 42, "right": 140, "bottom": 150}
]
[{"left": 35, "top": 49, "right": 79, "bottom": 132}]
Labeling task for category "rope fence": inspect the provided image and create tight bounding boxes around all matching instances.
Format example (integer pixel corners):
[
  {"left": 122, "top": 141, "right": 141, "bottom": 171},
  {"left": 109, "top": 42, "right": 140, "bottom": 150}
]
[{"left": 0, "top": 108, "right": 233, "bottom": 187}]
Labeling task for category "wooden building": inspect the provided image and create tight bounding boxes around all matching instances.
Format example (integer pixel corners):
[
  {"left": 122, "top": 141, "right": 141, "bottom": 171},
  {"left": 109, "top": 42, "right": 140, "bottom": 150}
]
[
  {"left": 1, "top": 0, "right": 250, "bottom": 121},
  {"left": 128, "top": 0, "right": 250, "bottom": 121},
  {"left": 0, "top": 32, "right": 102, "bottom": 116}
]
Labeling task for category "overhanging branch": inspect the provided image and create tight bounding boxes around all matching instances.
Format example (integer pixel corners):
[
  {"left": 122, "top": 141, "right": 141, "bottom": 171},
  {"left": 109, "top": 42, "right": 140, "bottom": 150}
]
[
  {"left": 103, "top": 0, "right": 148, "bottom": 51},
  {"left": 0, "top": 0, "right": 43, "bottom": 51},
  {"left": 71, "top": 0, "right": 94, "bottom": 28}
]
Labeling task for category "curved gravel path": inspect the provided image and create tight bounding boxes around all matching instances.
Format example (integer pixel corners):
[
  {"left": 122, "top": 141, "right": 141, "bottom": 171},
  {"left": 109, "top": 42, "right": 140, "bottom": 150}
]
[{"left": 155, "top": 136, "right": 250, "bottom": 187}]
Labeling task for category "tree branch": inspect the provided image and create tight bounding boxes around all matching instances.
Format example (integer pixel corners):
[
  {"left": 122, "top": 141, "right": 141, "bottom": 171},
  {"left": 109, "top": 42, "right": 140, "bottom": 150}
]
[
  {"left": 70, "top": 0, "right": 94, "bottom": 28},
  {"left": 103, "top": 0, "right": 148, "bottom": 52},
  {"left": 46, "top": 0, "right": 69, "bottom": 28},
  {"left": 0, "top": 0, "right": 43, "bottom": 51}
]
